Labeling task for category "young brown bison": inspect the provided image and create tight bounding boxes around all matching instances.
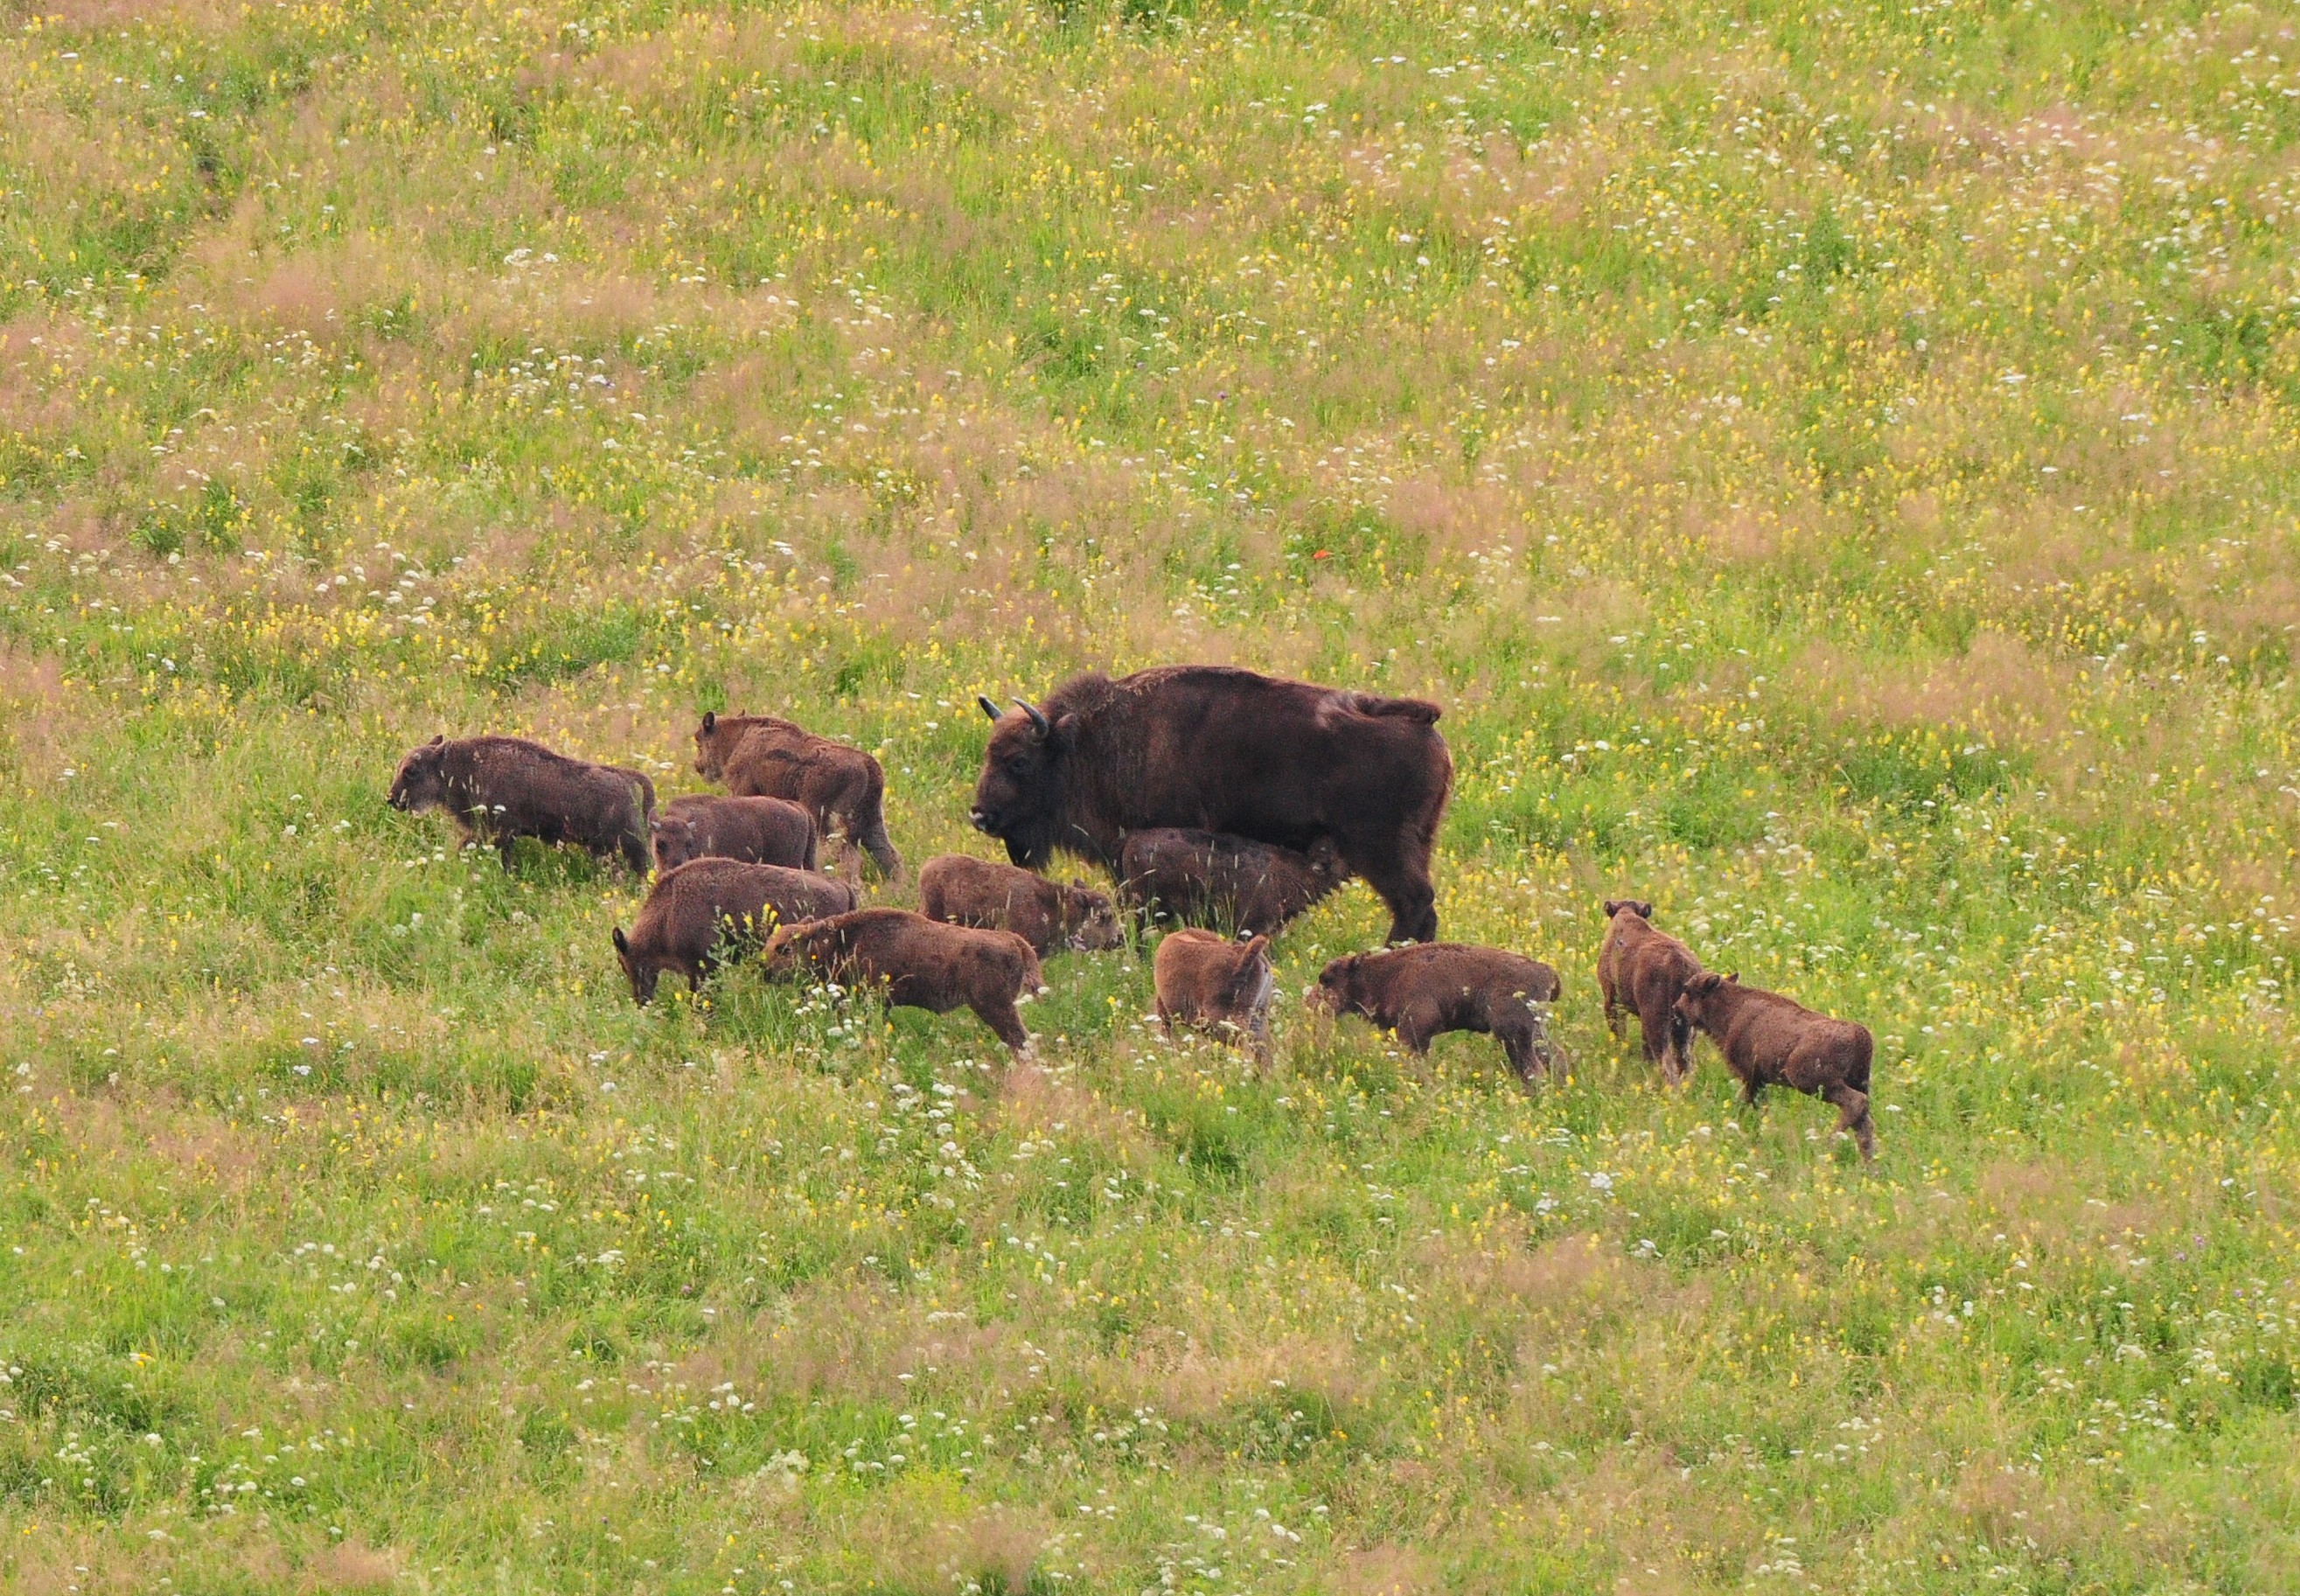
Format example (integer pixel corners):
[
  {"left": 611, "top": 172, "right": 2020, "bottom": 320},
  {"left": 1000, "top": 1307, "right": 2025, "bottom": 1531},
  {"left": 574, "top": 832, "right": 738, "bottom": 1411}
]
[
  {"left": 761, "top": 908, "right": 1044, "bottom": 1057},
  {"left": 1309, "top": 944, "right": 1561, "bottom": 1082},
  {"left": 1117, "top": 828, "right": 1349, "bottom": 937},
  {"left": 1671, "top": 972, "right": 1877, "bottom": 1160},
  {"left": 652, "top": 794, "right": 818, "bottom": 874},
  {"left": 1153, "top": 930, "right": 1274, "bottom": 1064},
  {"left": 917, "top": 854, "right": 1122, "bottom": 956},
  {"left": 692, "top": 711, "right": 903, "bottom": 882},
  {"left": 1597, "top": 898, "right": 1704, "bottom": 1084},
  {"left": 610, "top": 860, "right": 858, "bottom": 1004},
  {"left": 388, "top": 735, "right": 654, "bottom": 873}
]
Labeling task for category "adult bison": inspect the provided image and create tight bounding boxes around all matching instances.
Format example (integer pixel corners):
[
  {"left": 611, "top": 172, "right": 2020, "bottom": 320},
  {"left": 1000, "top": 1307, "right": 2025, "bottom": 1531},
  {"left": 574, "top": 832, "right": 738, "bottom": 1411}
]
[{"left": 972, "top": 666, "right": 1452, "bottom": 944}]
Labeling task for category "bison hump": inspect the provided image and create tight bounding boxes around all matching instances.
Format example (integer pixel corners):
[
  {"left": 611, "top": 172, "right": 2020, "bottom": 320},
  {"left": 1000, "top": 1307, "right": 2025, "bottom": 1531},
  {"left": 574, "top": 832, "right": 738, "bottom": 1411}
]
[{"left": 1343, "top": 692, "right": 1442, "bottom": 724}]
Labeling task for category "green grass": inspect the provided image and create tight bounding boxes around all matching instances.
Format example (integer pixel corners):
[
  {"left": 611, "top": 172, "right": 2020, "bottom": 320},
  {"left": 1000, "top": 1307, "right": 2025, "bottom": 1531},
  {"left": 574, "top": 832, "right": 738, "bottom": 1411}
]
[{"left": 6, "top": 0, "right": 2300, "bottom": 1591}]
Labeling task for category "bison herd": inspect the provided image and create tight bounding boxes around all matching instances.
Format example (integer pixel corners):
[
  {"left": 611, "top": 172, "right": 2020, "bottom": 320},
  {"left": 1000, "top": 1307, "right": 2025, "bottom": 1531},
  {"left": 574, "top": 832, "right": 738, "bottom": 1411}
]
[{"left": 388, "top": 663, "right": 1878, "bottom": 1158}]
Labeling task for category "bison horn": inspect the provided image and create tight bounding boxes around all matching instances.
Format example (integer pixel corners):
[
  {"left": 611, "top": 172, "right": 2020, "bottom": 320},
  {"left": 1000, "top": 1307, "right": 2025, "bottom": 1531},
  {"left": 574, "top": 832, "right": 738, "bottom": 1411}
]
[
  {"left": 1014, "top": 699, "right": 1051, "bottom": 737},
  {"left": 977, "top": 694, "right": 1002, "bottom": 721}
]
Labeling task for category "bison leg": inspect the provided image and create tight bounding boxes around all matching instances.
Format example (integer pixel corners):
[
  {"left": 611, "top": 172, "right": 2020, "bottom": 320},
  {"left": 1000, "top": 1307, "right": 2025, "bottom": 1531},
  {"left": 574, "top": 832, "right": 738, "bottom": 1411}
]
[
  {"left": 621, "top": 828, "right": 653, "bottom": 875},
  {"left": 859, "top": 812, "right": 904, "bottom": 884},
  {"left": 972, "top": 999, "right": 1033, "bottom": 1058},
  {"left": 1344, "top": 844, "right": 1439, "bottom": 945},
  {"left": 1391, "top": 1005, "right": 1440, "bottom": 1056},
  {"left": 497, "top": 835, "right": 521, "bottom": 872},
  {"left": 1498, "top": 1021, "right": 1544, "bottom": 1084},
  {"left": 1826, "top": 1084, "right": 1877, "bottom": 1160}
]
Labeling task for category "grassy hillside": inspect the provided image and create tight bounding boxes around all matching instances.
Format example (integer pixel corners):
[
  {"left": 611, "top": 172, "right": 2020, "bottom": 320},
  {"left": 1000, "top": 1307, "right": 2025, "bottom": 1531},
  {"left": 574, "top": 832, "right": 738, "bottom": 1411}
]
[{"left": 7, "top": 0, "right": 2300, "bottom": 1589}]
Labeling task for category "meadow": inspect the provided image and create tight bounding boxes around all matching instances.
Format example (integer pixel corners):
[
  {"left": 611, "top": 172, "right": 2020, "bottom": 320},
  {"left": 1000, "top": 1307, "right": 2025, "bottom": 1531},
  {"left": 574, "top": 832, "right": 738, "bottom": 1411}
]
[{"left": 5, "top": 0, "right": 2300, "bottom": 1589}]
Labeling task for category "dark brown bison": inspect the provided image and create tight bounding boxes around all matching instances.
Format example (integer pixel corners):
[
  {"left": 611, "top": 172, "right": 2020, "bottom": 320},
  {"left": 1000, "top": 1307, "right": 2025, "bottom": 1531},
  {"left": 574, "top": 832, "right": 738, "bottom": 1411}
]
[
  {"left": 761, "top": 908, "right": 1043, "bottom": 1057},
  {"left": 1153, "top": 930, "right": 1274, "bottom": 1063},
  {"left": 692, "top": 711, "right": 902, "bottom": 883},
  {"left": 388, "top": 735, "right": 653, "bottom": 872},
  {"left": 1118, "top": 828, "right": 1349, "bottom": 937},
  {"left": 610, "top": 859, "right": 858, "bottom": 1004},
  {"left": 1671, "top": 972, "right": 1877, "bottom": 1160},
  {"left": 1309, "top": 944, "right": 1561, "bottom": 1082},
  {"left": 917, "top": 854, "right": 1122, "bottom": 956},
  {"left": 972, "top": 666, "right": 1449, "bottom": 944},
  {"left": 1597, "top": 899, "right": 1704, "bottom": 1084},
  {"left": 652, "top": 794, "right": 818, "bottom": 874}
]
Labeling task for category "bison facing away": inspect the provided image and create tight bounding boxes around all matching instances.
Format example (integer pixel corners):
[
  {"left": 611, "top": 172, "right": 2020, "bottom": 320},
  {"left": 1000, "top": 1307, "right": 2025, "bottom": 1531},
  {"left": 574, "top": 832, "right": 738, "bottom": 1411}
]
[
  {"left": 611, "top": 860, "right": 857, "bottom": 1004},
  {"left": 917, "top": 854, "right": 1122, "bottom": 956},
  {"left": 692, "top": 711, "right": 903, "bottom": 882},
  {"left": 1153, "top": 930, "right": 1274, "bottom": 1064},
  {"left": 1310, "top": 943, "right": 1562, "bottom": 1083},
  {"left": 1118, "top": 828, "right": 1349, "bottom": 937},
  {"left": 762, "top": 908, "right": 1044, "bottom": 1057},
  {"left": 1597, "top": 898, "right": 1705, "bottom": 1084},
  {"left": 1671, "top": 972, "right": 1877, "bottom": 1160},
  {"left": 971, "top": 666, "right": 1450, "bottom": 944},
  {"left": 389, "top": 735, "right": 654, "bottom": 873},
  {"left": 652, "top": 794, "right": 818, "bottom": 874}
]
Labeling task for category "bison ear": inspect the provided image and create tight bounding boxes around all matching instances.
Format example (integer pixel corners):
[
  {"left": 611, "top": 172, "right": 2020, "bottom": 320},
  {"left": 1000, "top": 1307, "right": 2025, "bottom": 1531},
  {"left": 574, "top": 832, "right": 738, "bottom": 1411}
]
[
  {"left": 611, "top": 927, "right": 629, "bottom": 953},
  {"left": 978, "top": 694, "right": 1002, "bottom": 721},
  {"left": 428, "top": 734, "right": 444, "bottom": 747},
  {"left": 1602, "top": 898, "right": 1623, "bottom": 918},
  {"left": 1051, "top": 712, "right": 1079, "bottom": 749},
  {"left": 1726, "top": 972, "right": 1740, "bottom": 984},
  {"left": 1239, "top": 935, "right": 1271, "bottom": 965},
  {"left": 1634, "top": 900, "right": 1654, "bottom": 920},
  {"left": 700, "top": 711, "right": 715, "bottom": 734}
]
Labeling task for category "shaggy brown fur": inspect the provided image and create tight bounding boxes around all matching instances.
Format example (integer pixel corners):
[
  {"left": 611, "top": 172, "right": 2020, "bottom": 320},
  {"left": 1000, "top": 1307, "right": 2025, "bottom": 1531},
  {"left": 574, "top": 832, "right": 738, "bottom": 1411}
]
[
  {"left": 611, "top": 860, "right": 858, "bottom": 1004},
  {"left": 762, "top": 908, "right": 1044, "bottom": 1057},
  {"left": 1597, "top": 899, "right": 1705, "bottom": 1084},
  {"left": 1310, "top": 944, "right": 1562, "bottom": 1082},
  {"left": 692, "top": 711, "right": 902, "bottom": 882},
  {"left": 1153, "top": 930, "right": 1274, "bottom": 1064},
  {"left": 1672, "top": 972, "right": 1877, "bottom": 1159},
  {"left": 917, "top": 854, "right": 1121, "bottom": 956},
  {"left": 388, "top": 735, "right": 654, "bottom": 872},
  {"left": 652, "top": 794, "right": 818, "bottom": 874},
  {"left": 1117, "top": 828, "right": 1350, "bottom": 937},
  {"left": 972, "top": 666, "right": 1449, "bottom": 944}
]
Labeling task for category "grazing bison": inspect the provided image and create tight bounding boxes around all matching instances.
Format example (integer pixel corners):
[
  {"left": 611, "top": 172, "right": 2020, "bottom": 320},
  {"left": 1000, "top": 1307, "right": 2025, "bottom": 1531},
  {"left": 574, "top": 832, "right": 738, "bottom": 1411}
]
[
  {"left": 1309, "top": 944, "right": 1561, "bottom": 1082},
  {"left": 388, "top": 735, "right": 653, "bottom": 873},
  {"left": 692, "top": 711, "right": 903, "bottom": 883},
  {"left": 652, "top": 794, "right": 818, "bottom": 874},
  {"left": 1153, "top": 930, "right": 1275, "bottom": 1064},
  {"left": 972, "top": 666, "right": 1450, "bottom": 944},
  {"left": 1597, "top": 899, "right": 1704, "bottom": 1084},
  {"left": 1671, "top": 972, "right": 1877, "bottom": 1160},
  {"left": 761, "top": 908, "right": 1043, "bottom": 1057},
  {"left": 1118, "top": 828, "right": 1349, "bottom": 937},
  {"left": 917, "top": 854, "right": 1122, "bottom": 956},
  {"left": 611, "top": 859, "right": 857, "bottom": 1004}
]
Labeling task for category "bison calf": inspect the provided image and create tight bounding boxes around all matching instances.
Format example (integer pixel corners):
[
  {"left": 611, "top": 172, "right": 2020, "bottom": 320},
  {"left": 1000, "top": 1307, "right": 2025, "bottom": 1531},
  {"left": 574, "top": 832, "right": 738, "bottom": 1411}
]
[
  {"left": 389, "top": 734, "right": 654, "bottom": 873},
  {"left": 762, "top": 908, "right": 1043, "bottom": 1057},
  {"left": 917, "top": 854, "right": 1121, "bottom": 956},
  {"left": 1153, "top": 930, "right": 1275, "bottom": 1063},
  {"left": 611, "top": 860, "right": 857, "bottom": 1004},
  {"left": 1118, "top": 828, "right": 1349, "bottom": 937},
  {"left": 1597, "top": 899, "right": 1705, "bottom": 1084},
  {"left": 652, "top": 794, "right": 818, "bottom": 874},
  {"left": 693, "top": 711, "right": 902, "bottom": 882},
  {"left": 1671, "top": 972, "right": 1877, "bottom": 1160},
  {"left": 1310, "top": 944, "right": 1561, "bottom": 1082}
]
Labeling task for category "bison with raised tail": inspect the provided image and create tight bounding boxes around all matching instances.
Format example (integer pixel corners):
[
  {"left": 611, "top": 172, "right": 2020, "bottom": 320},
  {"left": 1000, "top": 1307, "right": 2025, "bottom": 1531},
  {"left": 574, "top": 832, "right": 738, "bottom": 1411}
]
[{"left": 972, "top": 666, "right": 1452, "bottom": 944}]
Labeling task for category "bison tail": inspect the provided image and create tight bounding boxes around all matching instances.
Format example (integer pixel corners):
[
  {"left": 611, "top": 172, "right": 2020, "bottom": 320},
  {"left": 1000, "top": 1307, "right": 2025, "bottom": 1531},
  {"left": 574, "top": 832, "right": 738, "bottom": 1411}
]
[
  {"left": 627, "top": 770, "right": 658, "bottom": 817},
  {"left": 1350, "top": 693, "right": 1443, "bottom": 724}
]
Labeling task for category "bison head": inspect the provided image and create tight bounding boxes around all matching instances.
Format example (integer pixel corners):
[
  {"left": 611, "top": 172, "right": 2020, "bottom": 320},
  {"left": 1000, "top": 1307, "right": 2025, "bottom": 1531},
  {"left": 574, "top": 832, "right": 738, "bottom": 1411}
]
[
  {"left": 651, "top": 816, "right": 700, "bottom": 873},
  {"left": 692, "top": 711, "right": 733, "bottom": 781},
  {"left": 387, "top": 735, "right": 448, "bottom": 813},
  {"left": 1305, "top": 952, "right": 1363, "bottom": 1018},
  {"left": 1670, "top": 970, "right": 1738, "bottom": 1036},
  {"left": 1061, "top": 882, "right": 1124, "bottom": 952},
  {"left": 972, "top": 696, "right": 1076, "bottom": 868},
  {"left": 610, "top": 926, "right": 659, "bottom": 1005}
]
